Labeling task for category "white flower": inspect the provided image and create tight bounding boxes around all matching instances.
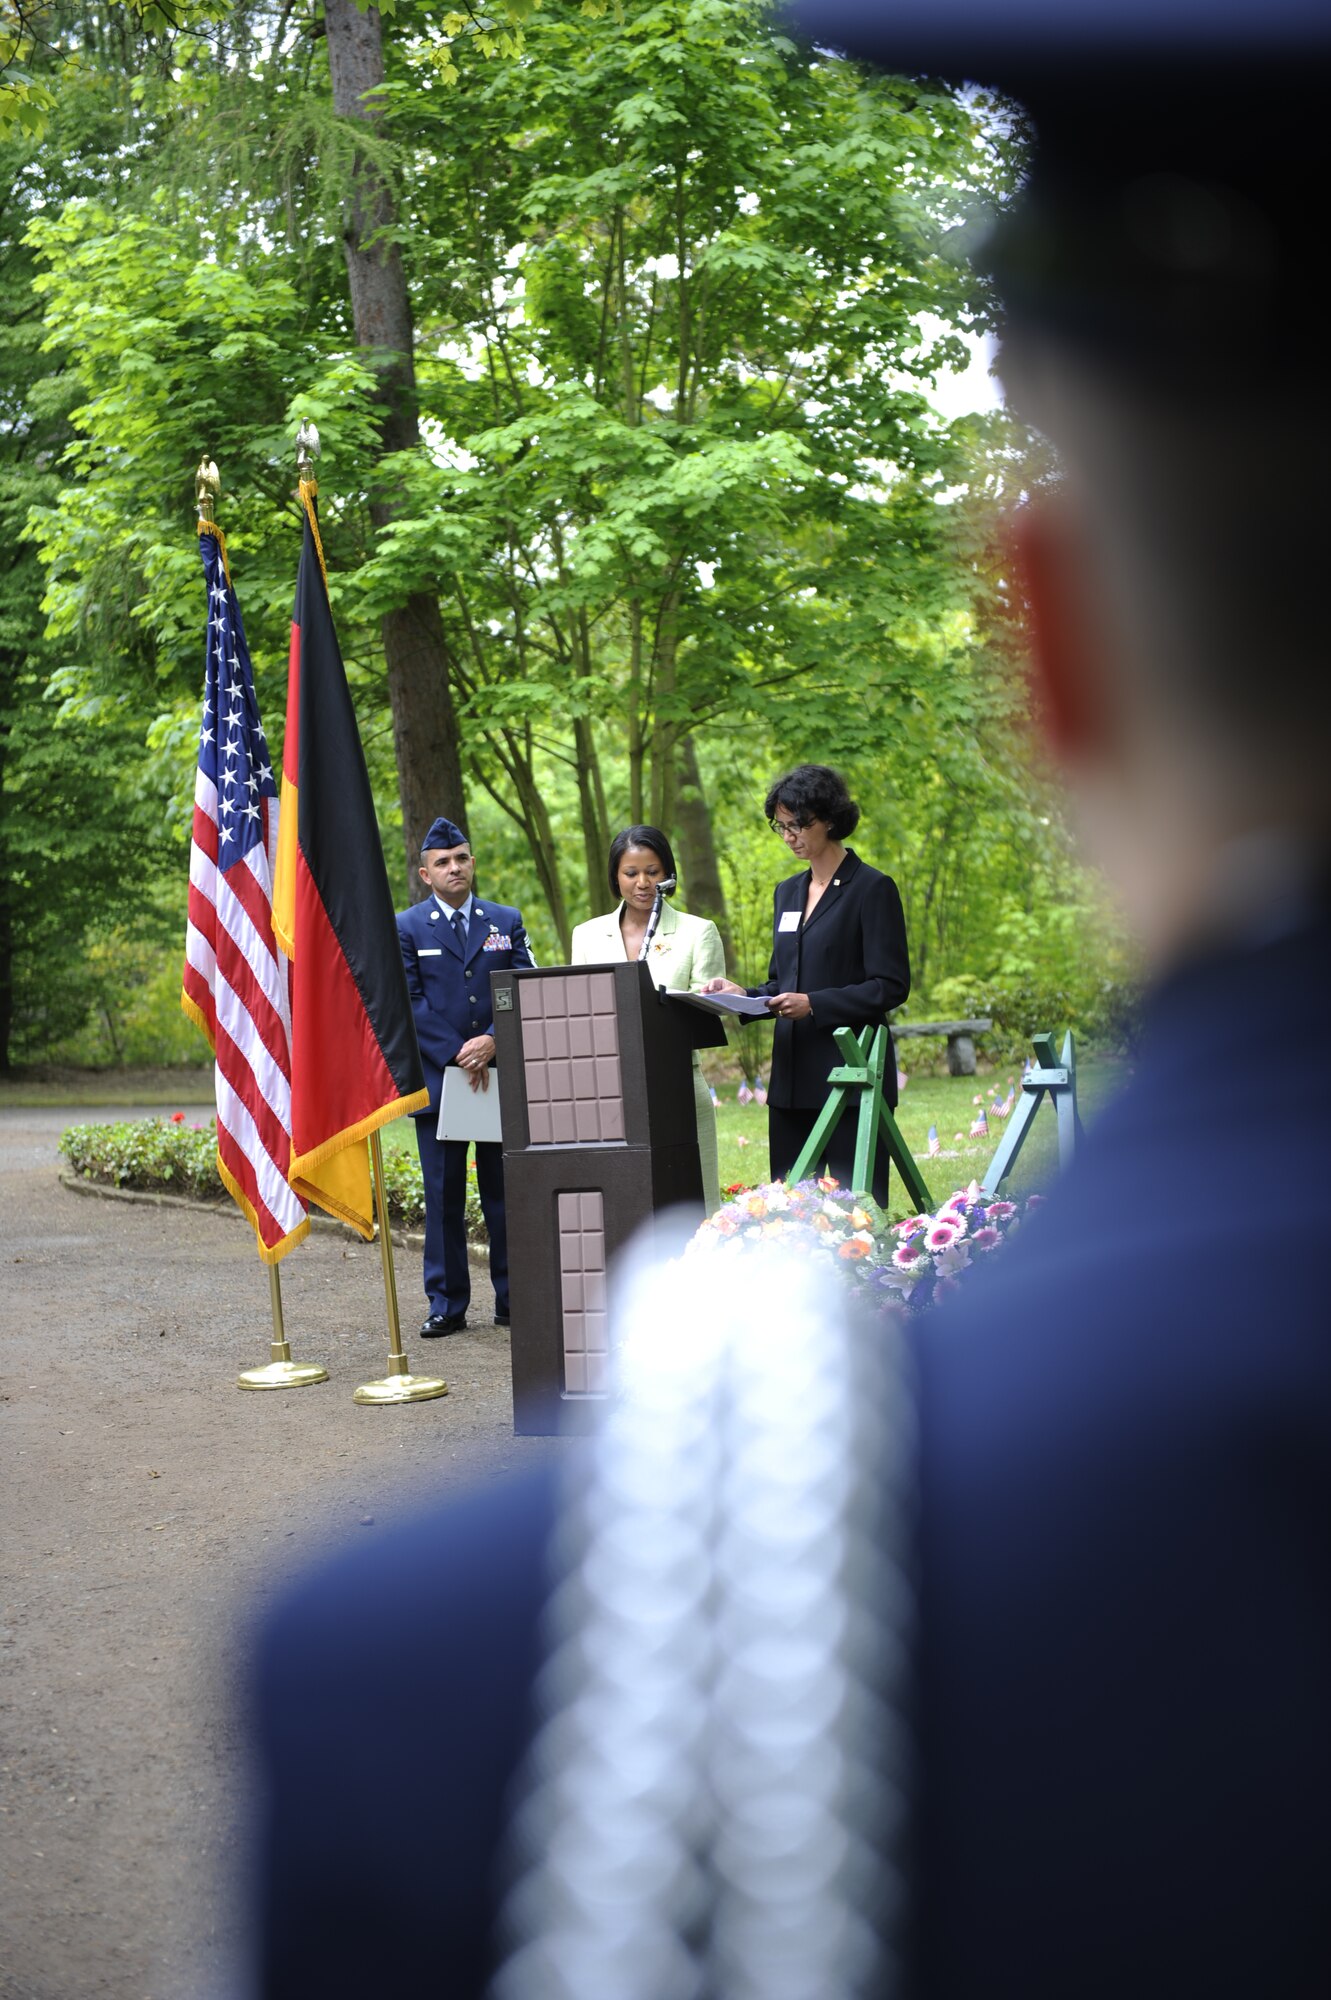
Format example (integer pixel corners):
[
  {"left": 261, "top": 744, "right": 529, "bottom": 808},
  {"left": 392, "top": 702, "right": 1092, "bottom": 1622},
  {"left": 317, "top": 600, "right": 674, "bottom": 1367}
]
[{"left": 934, "top": 1241, "right": 972, "bottom": 1276}]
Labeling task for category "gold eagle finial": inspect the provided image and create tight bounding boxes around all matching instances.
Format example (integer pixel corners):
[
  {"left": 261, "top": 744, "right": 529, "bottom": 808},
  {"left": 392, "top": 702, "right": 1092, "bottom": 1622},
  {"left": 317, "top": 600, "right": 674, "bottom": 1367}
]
[
  {"left": 196, "top": 455, "right": 221, "bottom": 524},
  {"left": 295, "top": 419, "right": 321, "bottom": 484}
]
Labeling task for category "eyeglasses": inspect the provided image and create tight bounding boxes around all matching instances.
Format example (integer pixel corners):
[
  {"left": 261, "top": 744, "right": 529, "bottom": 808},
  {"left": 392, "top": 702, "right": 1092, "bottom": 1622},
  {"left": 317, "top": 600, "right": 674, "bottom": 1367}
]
[{"left": 769, "top": 816, "right": 811, "bottom": 841}]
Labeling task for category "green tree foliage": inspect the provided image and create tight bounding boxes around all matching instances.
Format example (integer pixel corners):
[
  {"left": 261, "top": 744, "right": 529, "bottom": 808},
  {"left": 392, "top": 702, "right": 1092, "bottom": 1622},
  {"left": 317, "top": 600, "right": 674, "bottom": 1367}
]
[
  {"left": 0, "top": 52, "right": 195, "bottom": 1068},
  {"left": 1, "top": 0, "right": 1129, "bottom": 1068},
  {"left": 342, "top": 0, "right": 1027, "bottom": 951}
]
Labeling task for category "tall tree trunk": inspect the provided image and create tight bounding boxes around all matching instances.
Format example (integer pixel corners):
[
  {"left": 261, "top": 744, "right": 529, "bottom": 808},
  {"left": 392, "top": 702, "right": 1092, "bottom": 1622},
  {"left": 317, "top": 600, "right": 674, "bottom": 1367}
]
[
  {"left": 476, "top": 728, "right": 573, "bottom": 958},
  {"left": 648, "top": 581, "right": 680, "bottom": 829},
  {"left": 627, "top": 599, "right": 645, "bottom": 820},
  {"left": 571, "top": 714, "right": 610, "bottom": 912},
  {"left": 673, "top": 732, "right": 735, "bottom": 967},
  {"left": 324, "top": 0, "right": 465, "bottom": 898}
]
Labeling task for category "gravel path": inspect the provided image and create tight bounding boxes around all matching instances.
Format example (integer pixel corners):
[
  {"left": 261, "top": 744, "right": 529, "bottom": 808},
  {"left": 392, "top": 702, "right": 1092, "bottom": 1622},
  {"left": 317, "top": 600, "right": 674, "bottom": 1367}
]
[{"left": 0, "top": 1106, "right": 567, "bottom": 2000}]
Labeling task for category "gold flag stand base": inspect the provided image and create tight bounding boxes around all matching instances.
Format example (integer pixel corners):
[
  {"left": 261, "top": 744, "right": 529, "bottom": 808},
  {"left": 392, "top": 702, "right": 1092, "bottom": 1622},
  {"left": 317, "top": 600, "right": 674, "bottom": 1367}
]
[
  {"left": 238, "top": 1345, "right": 329, "bottom": 1392},
  {"left": 354, "top": 1351, "right": 448, "bottom": 1406},
  {"left": 354, "top": 1132, "right": 447, "bottom": 1406},
  {"left": 238, "top": 1269, "right": 328, "bottom": 1391}
]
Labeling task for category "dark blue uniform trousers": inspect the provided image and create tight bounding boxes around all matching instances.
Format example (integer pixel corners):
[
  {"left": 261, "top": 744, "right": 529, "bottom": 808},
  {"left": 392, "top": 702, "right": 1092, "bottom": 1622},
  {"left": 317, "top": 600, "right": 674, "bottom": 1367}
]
[{"left": 413, "top": 1108, "right": 509, "bottom": 1321}]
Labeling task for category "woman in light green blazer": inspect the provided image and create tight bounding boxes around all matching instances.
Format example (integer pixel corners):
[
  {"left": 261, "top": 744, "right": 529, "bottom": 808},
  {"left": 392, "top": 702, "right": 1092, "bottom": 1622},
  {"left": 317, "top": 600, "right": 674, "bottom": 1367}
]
[{"left": 570, "top": 824, "right": 726, "bottom": 1216}]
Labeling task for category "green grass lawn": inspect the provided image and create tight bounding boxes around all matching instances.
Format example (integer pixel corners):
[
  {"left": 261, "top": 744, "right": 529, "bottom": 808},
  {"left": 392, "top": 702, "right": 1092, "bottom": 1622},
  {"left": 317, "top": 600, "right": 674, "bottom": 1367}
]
[
  {"left": 35, "top": 1054, "right": 1132, "bottom": 1225},
  {"left": 710, "top": 1057, "right": 1129, "bottom": 1215}
]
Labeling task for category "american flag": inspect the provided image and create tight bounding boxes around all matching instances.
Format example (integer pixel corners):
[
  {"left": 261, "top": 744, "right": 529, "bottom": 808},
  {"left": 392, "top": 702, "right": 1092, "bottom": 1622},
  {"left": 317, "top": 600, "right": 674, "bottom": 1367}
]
[
  {"left": 181, "top": 532, "right": 309, "bottom": 1262},
  {"left": 969, "top": 1105, "right": 989, "bottom": 1139},
  {"left": 927, "top": 1124, "right": 941, "bottom": 1157}
]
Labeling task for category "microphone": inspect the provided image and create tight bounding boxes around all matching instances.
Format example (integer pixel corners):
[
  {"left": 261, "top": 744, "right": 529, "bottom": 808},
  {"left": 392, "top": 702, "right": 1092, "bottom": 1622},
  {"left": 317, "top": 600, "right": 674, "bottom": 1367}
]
[{"left": 637, "top": 878, "right": 676, "bottom": 961}]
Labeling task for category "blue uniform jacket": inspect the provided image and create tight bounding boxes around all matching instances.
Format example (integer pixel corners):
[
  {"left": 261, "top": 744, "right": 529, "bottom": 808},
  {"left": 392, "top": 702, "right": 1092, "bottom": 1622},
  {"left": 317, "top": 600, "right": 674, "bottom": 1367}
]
[
  {"left": 253, "top": 914, "right": 1331, "bottom": 1997},
  {"left": 396, "top": 895, "right": 533, "bottom": 1111}
]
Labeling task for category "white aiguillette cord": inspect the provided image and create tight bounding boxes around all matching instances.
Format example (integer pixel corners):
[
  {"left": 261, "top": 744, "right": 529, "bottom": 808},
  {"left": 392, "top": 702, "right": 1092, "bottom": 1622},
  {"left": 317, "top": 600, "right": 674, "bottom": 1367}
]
[
  {"left": 637, "top": 877, "right": 676, "bottom": 960},
  {"left": 488, "top": 1231, "right": 918, "bottom": 2000}
]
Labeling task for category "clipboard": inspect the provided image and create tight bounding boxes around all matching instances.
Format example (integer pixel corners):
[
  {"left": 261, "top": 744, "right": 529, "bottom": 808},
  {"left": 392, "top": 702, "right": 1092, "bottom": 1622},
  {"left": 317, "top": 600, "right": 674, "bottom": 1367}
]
[
  {"left": 438, "top": 1065, "right": 503, "bottom": 1143},
  {"left": 664, "top": 988, "right": 773, "bottom": 1021}
]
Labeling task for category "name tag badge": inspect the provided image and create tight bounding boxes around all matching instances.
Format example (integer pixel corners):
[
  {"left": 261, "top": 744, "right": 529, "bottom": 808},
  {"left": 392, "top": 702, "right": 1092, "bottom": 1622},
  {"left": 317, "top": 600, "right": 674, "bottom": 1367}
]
[
  {"left": 418, "top": 947, "right": 443, "bottom": 957},
  {"left": 778, "top": 910, "right": 801, "bottom": 933}
]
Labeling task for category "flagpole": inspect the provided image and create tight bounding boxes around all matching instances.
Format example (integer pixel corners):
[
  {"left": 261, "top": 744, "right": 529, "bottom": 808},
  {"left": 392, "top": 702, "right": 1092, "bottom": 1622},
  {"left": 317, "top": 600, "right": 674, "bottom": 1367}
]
[
  {"left": 354, "top": 1130, "right": 449, "bottom": 1405},
  {"left": 238, "top": 1261, "right": 330, "bottom": 1391},
  {"left": 184, "top": 450, "right": 325, "bottom": 1388}
]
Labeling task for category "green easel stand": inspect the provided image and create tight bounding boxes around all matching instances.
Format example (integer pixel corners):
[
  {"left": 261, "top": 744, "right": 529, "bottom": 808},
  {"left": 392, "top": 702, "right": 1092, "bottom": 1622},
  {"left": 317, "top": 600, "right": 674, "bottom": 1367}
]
[
  {"left": 981, "top": 1029, "right": 1086, "bottom": 1196},
  {"left": 788, "top": 1024, "right": 934, "bottom": 1215}
]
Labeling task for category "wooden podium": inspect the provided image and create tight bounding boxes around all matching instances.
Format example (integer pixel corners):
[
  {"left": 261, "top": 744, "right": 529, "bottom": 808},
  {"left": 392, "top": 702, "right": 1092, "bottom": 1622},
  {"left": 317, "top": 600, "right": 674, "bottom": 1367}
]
[{"left": 490, "top": 960, "right": 725, "bottom": 1435}]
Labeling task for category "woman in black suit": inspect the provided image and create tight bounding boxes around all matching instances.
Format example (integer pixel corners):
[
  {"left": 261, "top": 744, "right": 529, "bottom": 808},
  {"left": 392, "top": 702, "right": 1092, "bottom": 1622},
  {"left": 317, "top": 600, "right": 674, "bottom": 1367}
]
[{"left": 705, "top": 764, "right": 910, "bottom": 1202}]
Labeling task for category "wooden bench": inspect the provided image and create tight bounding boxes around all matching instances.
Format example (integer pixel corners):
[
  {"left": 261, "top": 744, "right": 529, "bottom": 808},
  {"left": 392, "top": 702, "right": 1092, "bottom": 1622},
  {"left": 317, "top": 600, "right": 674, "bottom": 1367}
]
[{"left": 891, "top": 1017, "right": 992, "bottom": 1076}]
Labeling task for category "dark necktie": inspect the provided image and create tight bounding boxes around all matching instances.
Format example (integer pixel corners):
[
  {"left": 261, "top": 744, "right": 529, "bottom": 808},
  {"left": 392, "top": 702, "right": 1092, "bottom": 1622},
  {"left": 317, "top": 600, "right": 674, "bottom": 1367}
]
[{"left": 451, "top": 908, "right": 467, "bottom": 953}]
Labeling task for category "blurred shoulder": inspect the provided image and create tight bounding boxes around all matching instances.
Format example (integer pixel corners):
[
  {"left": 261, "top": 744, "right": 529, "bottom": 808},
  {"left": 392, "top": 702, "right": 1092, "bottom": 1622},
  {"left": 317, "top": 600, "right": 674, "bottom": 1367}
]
[{"left": 257, "top": 1465, "right": 561, "bottom": 1691}]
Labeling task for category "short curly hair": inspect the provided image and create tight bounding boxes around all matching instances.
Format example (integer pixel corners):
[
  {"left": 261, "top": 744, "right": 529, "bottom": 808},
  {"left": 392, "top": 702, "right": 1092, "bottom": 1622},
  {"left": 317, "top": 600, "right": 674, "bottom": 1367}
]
[
  {"left": 607, "top": 825, "right": 677, "bottom": 903},
  {"left": 763, "top": 764, "right": 861, "bottom": 841}
]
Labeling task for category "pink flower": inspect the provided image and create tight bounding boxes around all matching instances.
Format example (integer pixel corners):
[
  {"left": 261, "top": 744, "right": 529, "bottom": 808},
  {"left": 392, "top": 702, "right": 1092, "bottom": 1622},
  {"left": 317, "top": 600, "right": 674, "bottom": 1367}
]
[
  {"left": 893, "top": 1245, "right": 928, "bottom": 1272},
  {"left": 984, "top": 1200, "right": 1017, "bottom": 1222},
  {"left": 971, "top": 1225, "right": 1001, "bottom": 1251},
  {"left": 924, "top": 1216, "right": 964, "bottom": 1252},
  {"left": 1026, "top": 1193, "right": 1046, "bottom": 1210}
]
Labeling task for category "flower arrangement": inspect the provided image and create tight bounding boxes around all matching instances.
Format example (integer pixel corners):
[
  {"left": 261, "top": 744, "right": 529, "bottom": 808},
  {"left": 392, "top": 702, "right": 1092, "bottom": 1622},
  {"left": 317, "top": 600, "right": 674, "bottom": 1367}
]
[
  {"left": 879, "top": 1182, "right": 1036, "bottom": 1310},
  {"left": 688, "top": 1176, "right": 1039, "bottom": 1314},
  {"left": 687, "top": 1175, "right": 897, "bottom": 1315}
]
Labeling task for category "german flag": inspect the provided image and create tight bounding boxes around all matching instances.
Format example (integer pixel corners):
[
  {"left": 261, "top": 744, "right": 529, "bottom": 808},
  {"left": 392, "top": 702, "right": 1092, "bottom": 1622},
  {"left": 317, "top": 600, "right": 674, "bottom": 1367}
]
[{"left": 272, "top": 489, "right": 428, "bottom": 1235}]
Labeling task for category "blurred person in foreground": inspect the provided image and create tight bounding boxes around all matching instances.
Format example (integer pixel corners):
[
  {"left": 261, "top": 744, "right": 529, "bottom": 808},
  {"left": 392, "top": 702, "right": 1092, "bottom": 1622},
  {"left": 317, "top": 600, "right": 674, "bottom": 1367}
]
[
  {"left": 248, "top": 6, "right": 1331, "bottom": 1995},
  {"left": 570, "top": 823, "right": 727, "bottom": 1214},
  {"left": 703, "top": 762, "right": 909, "bottom": 1207}
]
